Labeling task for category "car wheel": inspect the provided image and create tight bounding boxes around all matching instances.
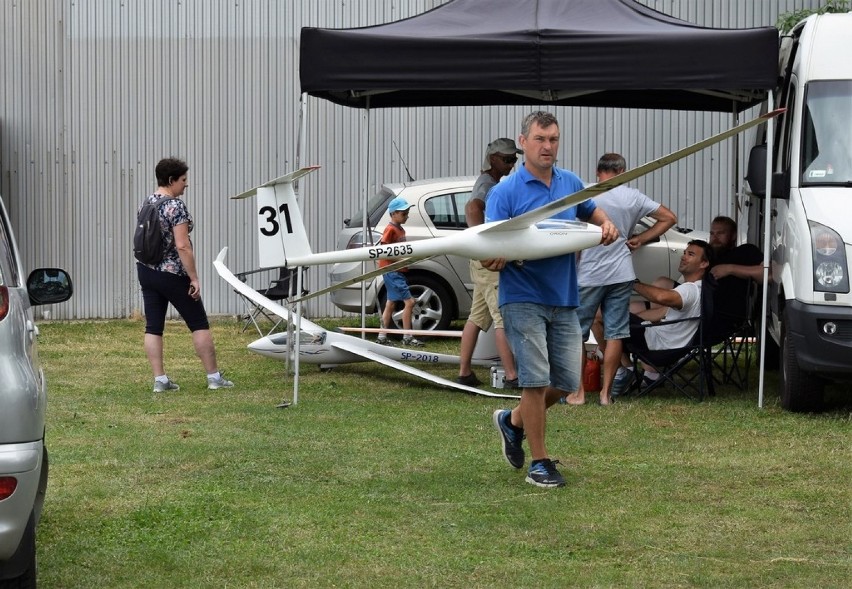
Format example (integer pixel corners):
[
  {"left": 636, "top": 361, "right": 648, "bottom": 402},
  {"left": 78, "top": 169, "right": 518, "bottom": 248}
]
[
  {"left": 380, "top": 274, "right": 454, "bottom": 332},
  {"left": 0, "top": 511, "right": 36, "bottom": 589},
  {"left": 780, "top": 310, "right": 823, "bottom": 412}
]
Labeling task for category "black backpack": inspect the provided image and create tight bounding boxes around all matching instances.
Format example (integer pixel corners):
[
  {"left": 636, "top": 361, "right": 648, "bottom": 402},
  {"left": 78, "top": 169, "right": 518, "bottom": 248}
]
[{"left": 133, "top": 196, "right": 171, "bottom": 264}]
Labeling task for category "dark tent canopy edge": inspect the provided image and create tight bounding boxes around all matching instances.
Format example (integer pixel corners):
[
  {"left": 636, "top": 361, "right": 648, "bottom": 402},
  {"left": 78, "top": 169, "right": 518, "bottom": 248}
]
[{"left": 300, "top": 0, "right": 778, "bottom": 112}]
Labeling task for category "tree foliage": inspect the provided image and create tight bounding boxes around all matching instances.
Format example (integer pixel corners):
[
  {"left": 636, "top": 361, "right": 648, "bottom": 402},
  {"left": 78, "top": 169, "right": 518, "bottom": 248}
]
[{"left": 776, "top": 0, "right": 849, "bottom": 33}]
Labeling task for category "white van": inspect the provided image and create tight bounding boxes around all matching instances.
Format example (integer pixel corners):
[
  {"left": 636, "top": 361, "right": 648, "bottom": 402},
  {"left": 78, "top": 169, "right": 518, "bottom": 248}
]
[{"left": 746, "top": 12, "right": 852, "bottom": 412}]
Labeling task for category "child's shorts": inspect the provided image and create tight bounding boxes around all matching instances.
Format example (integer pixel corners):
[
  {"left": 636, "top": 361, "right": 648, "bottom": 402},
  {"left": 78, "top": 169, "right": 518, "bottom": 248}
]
[{"left": 384, "top": 270, "right": 412, "bottom": 302}]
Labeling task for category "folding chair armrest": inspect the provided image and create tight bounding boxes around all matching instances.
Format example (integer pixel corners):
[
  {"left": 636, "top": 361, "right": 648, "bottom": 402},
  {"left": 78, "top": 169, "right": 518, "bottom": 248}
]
[{"left": 235, "top": 267, "right": 271, "bottom": 283}]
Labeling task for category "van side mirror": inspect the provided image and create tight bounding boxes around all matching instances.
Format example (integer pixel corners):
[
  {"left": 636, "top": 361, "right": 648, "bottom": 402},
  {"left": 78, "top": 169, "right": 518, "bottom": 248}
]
[
  {"left": 746, "top": 144, "right": 790, "bottom": 200},
  {"left": 746, "top": 144, "right": 767, "bottom": 196}
]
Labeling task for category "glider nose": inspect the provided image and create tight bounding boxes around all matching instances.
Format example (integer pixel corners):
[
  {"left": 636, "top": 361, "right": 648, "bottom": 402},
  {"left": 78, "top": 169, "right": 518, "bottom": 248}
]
[{"left": 248, "top": 334, "right": 287, "bottom": 358}]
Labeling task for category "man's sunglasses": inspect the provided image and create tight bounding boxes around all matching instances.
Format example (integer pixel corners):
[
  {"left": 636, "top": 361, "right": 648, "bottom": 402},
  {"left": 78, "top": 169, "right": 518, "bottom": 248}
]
[{"left": 499, "top": 155, "right": 518, "bottom": 164}]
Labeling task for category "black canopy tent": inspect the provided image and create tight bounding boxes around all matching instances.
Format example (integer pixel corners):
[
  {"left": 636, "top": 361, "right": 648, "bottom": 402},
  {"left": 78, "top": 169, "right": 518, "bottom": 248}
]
[
  {"left": 296, "top": 0, "right": 780, "bottom": 406},
  {"left": 300, "top": 0, "right": 778, "bottom": 112}
]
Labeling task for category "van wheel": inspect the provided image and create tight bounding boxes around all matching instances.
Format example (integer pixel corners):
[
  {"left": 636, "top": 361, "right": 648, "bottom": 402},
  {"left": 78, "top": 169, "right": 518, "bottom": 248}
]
[
  {"left": 381, "top": 275, "right": 453, "bottom": 332},
  {"left": 780, "top": 311, "right": 823, "bottom": 412}
]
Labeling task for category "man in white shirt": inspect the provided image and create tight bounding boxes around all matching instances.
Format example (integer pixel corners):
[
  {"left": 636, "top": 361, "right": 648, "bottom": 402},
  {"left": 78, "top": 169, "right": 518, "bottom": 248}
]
[
  {"left": 625, "top": 239, "right": 713, "bottom": 386},
  {"left": 567, "top": 153, "right": 677, "bottom": 405}
]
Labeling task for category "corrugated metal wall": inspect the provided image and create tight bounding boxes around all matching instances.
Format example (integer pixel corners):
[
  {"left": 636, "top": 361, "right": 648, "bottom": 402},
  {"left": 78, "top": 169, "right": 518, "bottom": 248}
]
[{"left": 0, "top": 0, "right": 825, "bottom": 319}]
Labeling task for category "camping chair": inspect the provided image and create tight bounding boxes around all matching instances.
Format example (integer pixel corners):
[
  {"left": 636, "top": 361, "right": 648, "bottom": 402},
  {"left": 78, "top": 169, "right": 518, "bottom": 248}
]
[
  {"left": 234, "top": 267, "right": 308, "bottom": 336},
  {"left": 625, "top": 275, "right": 730, "bottom": 401},
  {"left": 710, "top": 280, "right": 760, "bottom": 391}
]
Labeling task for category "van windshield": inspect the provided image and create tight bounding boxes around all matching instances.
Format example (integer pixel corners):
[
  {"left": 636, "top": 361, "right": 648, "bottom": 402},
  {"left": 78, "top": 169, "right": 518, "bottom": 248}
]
[{"left": 800, "top": 80, "right": 852, "bottom": 186}]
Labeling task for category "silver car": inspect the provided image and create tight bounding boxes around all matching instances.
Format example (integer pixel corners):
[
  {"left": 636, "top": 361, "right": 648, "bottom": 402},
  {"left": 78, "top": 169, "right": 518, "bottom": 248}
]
[
  {"left": 0, "top": 194, "right": 73, "bottom": 587},
  {"left": 329, "top": 176, "right": 707, "bottom": 330}
]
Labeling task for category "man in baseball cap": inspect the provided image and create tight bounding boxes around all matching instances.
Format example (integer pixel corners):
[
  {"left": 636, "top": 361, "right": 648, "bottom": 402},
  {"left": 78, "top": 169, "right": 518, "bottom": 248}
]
[
  {"left": 481, "top": 137, "right": 523, "bottom": 172},
  {"left": 456, "top": 137, "right": 522, "bottom": 388}
]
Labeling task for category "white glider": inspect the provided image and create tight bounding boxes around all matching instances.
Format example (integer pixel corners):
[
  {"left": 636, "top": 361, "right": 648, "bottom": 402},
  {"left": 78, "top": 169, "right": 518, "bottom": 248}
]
[{"left": 214, "top": 248, "right": 520, "bottom": 399}]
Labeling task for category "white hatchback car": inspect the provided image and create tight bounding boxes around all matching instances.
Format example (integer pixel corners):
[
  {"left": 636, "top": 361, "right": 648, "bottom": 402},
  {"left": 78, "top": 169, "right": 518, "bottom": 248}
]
[
  {"left": 0, "top": 194, "right": 73, "bottom": 587},
  {"left": 329, "top": 176, "right": 707, "bottom": 330}
]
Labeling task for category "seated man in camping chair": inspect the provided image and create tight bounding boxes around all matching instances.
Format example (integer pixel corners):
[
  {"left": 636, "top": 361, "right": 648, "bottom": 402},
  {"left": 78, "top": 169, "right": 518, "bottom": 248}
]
[{"left": 617, "top": 239, "right": 714, "bottom": 391}]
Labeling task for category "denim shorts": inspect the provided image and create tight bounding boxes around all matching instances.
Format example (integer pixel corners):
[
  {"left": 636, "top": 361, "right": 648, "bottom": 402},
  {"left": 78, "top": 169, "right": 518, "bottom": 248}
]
[
  {"left": 501, "top": 302, "right": 582, "bottom": 392},
  {"left": 577, "top": 281, "right": 633, "bottom": 341},
  {"left": 384, "top": 270, "right": 412, "bottom": 302}
]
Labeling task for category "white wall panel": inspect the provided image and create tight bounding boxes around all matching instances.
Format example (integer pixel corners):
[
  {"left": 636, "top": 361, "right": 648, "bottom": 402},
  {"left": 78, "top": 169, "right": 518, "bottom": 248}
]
[{"left": 0, "top": 0, "right": 826, "bottom": 319}]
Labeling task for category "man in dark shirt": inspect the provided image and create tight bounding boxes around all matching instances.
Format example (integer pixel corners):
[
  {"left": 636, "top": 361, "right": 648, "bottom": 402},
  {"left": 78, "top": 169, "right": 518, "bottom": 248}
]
[{"left": 706, "top": 216, "right": 763, "bottom": 327}]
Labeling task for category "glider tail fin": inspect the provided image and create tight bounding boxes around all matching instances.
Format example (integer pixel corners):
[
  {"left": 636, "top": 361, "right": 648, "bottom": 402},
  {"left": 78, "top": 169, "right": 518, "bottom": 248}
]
[{"left": 232, "top": 166, "right": 320, "bottom": 269}]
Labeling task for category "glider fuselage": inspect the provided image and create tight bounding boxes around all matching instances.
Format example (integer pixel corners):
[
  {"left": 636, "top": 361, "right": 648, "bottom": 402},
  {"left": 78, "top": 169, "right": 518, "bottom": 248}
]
[{"left": 285, "top": 219, "right": 603, "bottom": 267}]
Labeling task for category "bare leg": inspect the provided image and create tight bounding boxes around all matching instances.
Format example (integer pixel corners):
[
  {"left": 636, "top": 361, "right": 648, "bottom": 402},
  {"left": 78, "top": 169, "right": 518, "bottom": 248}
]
[
  {"left": 510, "top": 387, "right": 565, "bottom": 461},
  {"left": 401, "top": 298, "right": 415, "bottom": 330},
  {"left": 192, "top": 329, "right": 218, "bottom": 374},
  {"left": 380, "top": 301, "right": 395, "bottom": 335},
  {"left": 458, "top": 321, "right": 480, "bottom": 377},
  {"left": 565, "top": 308, "right": 604, "bottom": 405},
  {"left": 563, "top": 347, "right": 587, "bottom": 405},
  {"left": 599, "top": 338, "right": 623, "bottom": 405},
  {"left": 144, "top": 333, "right": 165, "bottom": 377}
]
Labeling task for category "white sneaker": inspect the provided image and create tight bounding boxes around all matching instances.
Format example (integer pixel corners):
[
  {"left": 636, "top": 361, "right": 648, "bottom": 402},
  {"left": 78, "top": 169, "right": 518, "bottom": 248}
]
[
  {"left": 207, "top": 375, "right": 234, "bottom": 390},
  {"left": 153, "top": 379, "right": 180, "bottom": 393}
]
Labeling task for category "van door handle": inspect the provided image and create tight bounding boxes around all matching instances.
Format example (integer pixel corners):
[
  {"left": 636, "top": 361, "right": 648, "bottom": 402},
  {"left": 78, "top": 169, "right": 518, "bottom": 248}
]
[{"left": 770, "top": 209, "right": 778, "bottom": 218}]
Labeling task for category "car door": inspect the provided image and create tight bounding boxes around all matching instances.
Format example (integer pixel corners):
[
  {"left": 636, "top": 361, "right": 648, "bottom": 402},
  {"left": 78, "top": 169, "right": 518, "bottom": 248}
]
[{"left": 416, "top": 188, "right": 475, "bottom": 288}]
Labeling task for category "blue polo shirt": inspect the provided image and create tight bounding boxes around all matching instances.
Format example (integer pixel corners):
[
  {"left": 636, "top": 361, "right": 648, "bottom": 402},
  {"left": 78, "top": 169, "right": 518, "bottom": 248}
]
[{"left": 485, "top": 165, "right": 595, "bottom": 308}]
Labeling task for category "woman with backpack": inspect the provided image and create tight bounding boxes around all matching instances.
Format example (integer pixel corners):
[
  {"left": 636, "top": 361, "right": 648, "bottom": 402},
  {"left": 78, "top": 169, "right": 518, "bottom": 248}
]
[{"left": 135, "top": 157, "right": 234, "bottom": 393}]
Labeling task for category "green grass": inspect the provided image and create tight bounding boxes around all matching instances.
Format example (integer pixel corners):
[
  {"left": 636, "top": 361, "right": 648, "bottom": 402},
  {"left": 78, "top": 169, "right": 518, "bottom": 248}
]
[{"left": 36, "top": 318, "right": 851, "bottom": 588}]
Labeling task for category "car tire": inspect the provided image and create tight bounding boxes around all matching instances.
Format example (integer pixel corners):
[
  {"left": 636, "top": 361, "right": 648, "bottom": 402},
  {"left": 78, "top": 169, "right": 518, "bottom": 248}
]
[
  {"left": 379, "top": 274, "right": 454, "bottom": 332},
  {"left": 0, "top": 511, "right": 37, "bottom": 589},
  {"left": 780, "top": 310, "right": 823, "bottom": 412}
]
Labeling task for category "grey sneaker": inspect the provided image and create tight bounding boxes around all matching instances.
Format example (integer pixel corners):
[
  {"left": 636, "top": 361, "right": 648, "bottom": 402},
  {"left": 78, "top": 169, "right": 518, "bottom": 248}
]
[
  {"left": 402, "top": 336, "right": 424, "bottom": 347},
  {"left": 153, "top": 379, "right": 180, "bottom": 393},
  {"left": 492, "top": 409, "right": 525, "bottom": 469},
  {"left": 207, "top": 374, "right": 234, "bottom": 390},
  {"left": 526, "top": 458, "right": 566, "bottom": 488},
  {"left": 376, "top": 336, "right": 392, "bottom": 346}
]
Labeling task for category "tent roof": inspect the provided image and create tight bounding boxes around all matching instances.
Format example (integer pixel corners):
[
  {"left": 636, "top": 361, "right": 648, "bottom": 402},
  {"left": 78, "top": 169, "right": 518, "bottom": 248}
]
[{"left": 300, "top": 0, "right": 779, "bottom": 112}]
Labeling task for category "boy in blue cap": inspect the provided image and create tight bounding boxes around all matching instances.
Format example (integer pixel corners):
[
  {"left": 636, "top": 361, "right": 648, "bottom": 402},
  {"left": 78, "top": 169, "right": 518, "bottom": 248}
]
[{"left": 377, "top": 197, "right": 423, "bottom": 347}]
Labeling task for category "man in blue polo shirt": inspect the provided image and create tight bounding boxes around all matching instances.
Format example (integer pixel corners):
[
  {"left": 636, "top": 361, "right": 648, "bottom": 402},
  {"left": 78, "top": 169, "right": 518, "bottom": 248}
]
[{"left": 485, "top": 111, "right": 618, "bottom": 488}]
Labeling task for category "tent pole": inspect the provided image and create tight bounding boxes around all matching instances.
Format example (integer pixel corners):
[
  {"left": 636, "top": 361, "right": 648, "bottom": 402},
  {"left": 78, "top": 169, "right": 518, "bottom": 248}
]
[
  {"left": 359, "top": 100, "right": 371, "bottom": 337},
  {"left": 293, "top": 269, "right": 304, "bottom": 406},
  {"left": 758, "top": 89, "right": 775, "bottom": 409},
  {"left": 731, "top": 106, "right": 739, "bottom": 220},
  {"left": 289, "top": 92, "right": 309, "bottom": 406}
]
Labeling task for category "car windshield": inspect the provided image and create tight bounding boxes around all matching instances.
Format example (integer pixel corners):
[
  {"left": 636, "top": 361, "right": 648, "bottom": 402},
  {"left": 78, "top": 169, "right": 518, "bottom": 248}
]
[
  {"left": 345, "top": 187, "right": 395, "bottom": 229},
  {"left": 800, "top": 80, "right": 852, "bottom": 186}
]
